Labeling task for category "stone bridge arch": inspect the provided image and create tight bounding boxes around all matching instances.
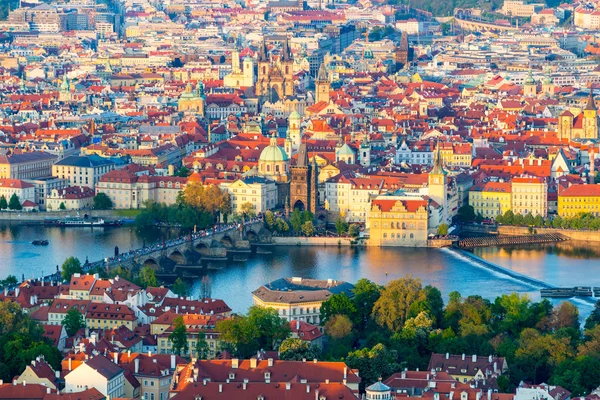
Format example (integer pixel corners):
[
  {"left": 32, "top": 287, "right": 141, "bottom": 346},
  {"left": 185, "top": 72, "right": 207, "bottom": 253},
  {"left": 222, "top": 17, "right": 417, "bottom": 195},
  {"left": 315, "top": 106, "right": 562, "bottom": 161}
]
[
  {"left": 194, "top": 241, "right": 210, "bottom": 255},
  {"left": 220, "top": 234, "right": 234, "bottom": 248},
  {"left": 142, "top": 257, "right": 160, "bottom": 270},
  {"left": 168, "top": 250, "right": 186, "bottom": 264},
  {"left": 245, "top": 229, "right": 259, "bottom": 242}
]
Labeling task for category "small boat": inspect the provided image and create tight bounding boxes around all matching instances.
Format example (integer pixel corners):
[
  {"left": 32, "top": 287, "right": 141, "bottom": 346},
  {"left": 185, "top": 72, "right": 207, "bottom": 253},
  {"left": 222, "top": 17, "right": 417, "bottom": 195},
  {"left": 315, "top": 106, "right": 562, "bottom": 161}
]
[{"left": 32, "top": 240, "right": 49, "bottom": 246}]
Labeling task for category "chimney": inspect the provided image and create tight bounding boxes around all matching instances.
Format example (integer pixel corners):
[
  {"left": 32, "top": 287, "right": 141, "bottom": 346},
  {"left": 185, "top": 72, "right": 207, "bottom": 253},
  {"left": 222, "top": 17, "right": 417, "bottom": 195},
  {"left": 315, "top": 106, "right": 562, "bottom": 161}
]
[
  {"left": 243, "top": 382, "right": 247, "bottom": 390},
  {"left": 128, "top": 350, "right": 131, "bottom": 358},
  {"left": 55, "top": 371, "right": 60, "bottom": 379},
  {"left": 47, "top": 388, "right": 51, "bottom": 394},
  {"left": 488, "top": 389, "right": 492, "bottom": 400},
  {"left": 462, "top": 354, "right": 465, "bottom": 361},
  {"left": 401, "top": 371, "right": 406, "bottom": 379},
  {"left": 148, "top": 351, "right": 152, "bottom": 357},
  {"left": 113, "top": 353, "right": 118, "bottom": 364},
  {"left": 250, "top": 359, "right": 257, "bottom": 368},
  {"left": 22, "top": 381, "right": 26, "bottom": 387},
  {"left": 489, "top": 355, "right": 492, "bottom": 363},
  {"left": 268, "top": 358, "right": 273, "bottom": 367},
  {"left": 472, "top": 354, "right": 477, "bottom": 362},
  {"left": 344, "top": 367, "right": 347, "bottom": 379},
  {"left": 493, "top": 362, "right": 497, "bottom": 373},
  {"left": 219, "top": 384, "right": 223, "bottom": 393},
  {"left": 315, "top": 389, "right": 319, "bottom": 400},
  {"left": 135, "top": 358, "right": 140, "bottom": 374},
  {"left": 68, "top": 358, "right": 72, "bottom": 371},
  {"left": 306, "top": 384, "right": 310, "bottom": 393},
  {"left": 232, "top": 359, "right": 239, "bottom": 369},
  {"left": 171, "top": 354, "right": 176, "bottom": 370}
]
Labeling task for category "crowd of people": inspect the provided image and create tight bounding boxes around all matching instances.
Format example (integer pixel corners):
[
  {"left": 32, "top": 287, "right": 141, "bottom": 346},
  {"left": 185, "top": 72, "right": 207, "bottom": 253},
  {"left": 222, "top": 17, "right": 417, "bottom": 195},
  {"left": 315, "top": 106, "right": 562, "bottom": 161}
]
[{"left": 85, "top": 217, "right": 263, "bottom": 270}]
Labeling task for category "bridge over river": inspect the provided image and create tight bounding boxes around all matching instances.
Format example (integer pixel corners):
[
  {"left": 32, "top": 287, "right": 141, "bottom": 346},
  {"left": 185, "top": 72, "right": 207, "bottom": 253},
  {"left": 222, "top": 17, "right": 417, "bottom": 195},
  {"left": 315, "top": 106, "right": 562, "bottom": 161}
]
[{"left": 24, "top": 219, "right": 268, "bottom": 284}]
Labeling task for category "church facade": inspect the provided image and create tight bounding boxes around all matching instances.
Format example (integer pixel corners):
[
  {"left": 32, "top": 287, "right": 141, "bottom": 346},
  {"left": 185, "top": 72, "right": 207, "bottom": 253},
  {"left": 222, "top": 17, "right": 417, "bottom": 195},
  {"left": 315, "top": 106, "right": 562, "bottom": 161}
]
[
  {"left": 256, "top": 39, "right": 295, "bottom": 102},
  {"left": 558, "top": 92, "right": 598, "bottom": 140}
]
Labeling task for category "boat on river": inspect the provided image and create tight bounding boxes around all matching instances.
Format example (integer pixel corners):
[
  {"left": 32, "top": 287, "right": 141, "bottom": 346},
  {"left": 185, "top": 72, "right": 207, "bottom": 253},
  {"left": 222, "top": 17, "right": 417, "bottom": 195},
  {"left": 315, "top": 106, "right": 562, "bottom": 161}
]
[
  {"left": 31, "top": 240, "right": 49, "bottom": 246},
  {"left": 56, "top": 217, "right": 123, "bottom": 227}
]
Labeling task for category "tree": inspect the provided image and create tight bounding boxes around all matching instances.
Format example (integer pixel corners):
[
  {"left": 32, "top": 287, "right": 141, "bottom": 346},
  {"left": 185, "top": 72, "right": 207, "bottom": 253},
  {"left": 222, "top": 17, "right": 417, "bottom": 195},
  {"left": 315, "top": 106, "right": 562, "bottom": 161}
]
[
  {"left": 8, "top": 193, "right": 21, "bottom": 210},
  {"left": 353, "top": 279, "right": 381, "bottom": 328},
  {"left": 196, "top": 332, "right": 209, "bottom": 359},
  {"left": 335, "top": 217, "right": 349, "bottom": 236},
  {"left": 534, "top": 215, "right": 545, "bottom": 227},
  {"left": 275, "top": 218, "right": 289, "bottom": 233},
  {"left": 550, "top": 357, "right": 600, "bottom": 396},
  {"left": 0, "top": 195, "right": 7, "bottom": 210},
  {"left": 61, "top": 257, "right": 82, "bottom": 281},
  {"left": 216, "top": 316, "right": 259, "bottom": 358},
  {"left": 346, "top": 344, "right": 398, "bottom": 392},
  {"left": 524, "top": 213, "right": 535, "bottom": 226},
  {"left": 403, "top": 311, "right": 433, "bottom": 337},
  {"left": 301, "top": 221, "right": 315, "bottom": 236},
  {"left": 265, "top": 210, "right": 276, "bottom": 231},
  {"left": 0, "top": 301, "right": 62, "bottom": 382},
  {"left": 62, "top": 307, "right": 85, "bottom": 337},
  {"left": 320, "top": 293, "right": 357, "bottom": 324},
  {"left": 0, "top": 275, "right": 17, "bottom": 289},
  {"left": 457, "top": 205, "right": 476, "bottom": 222},
  {"left": 502, "top": 210, "right": 515, "bottom": 225},
  {"left": 348, "top": 224, "right": 360, "bottom": 237},
  {"left": 437, "top": 223, "right": 449, "bottom": 235},
  {"left": 475, "top": 213, "right": 484, "bottom": 223},
  {"left": 218, "top": 306, "right": 290, "bottom": 358},
  {"left": 279, "top": 338, "right": 321, "bottom": 361},
  {"left": 173, "top": 166, "right": 190, "bottom": 177},
  {"left": 93, "top": 193, "right": 113, "bottom": 210},
  {"left": 372, "top": 276, "right": 425, "bottom": 332},
  {"left": 139, "top": 266, "right": 158, "bottom": 288},
  {"left": 324, "top": 314, "right": 353, "bottom": 339},
  {"left": 108, "top": 266, "right": 132, "bottom": 281},
  {"left": 169, "top": 316, "right": 189, "bottom": 356},
  {"left": 550, "top": 301, "right": 579, "bottom": 331},
  {"left": 585, "top": 300, "right": 600, "bottom": 329},
  {"left": 247, "top": 306, "right": 290, "bottom": 351},
  {"left": 173, "top": 277, "right": 189, "bottom": 298},
  {"left": 240, "top": 202, "right": 256, "bottom": 218},
  {"left": 59, "top": 202, "right": 66, "bottom": 210},
  {"left": 290, "top": 209, "right": 303, "bottom": 232}
]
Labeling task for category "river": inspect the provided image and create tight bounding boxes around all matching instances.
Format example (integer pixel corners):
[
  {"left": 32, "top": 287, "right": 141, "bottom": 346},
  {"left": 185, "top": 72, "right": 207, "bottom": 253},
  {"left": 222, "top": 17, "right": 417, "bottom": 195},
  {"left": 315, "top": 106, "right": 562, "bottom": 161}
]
[{"left": 0, "top": 223, "right": 599, "bottom": 314}]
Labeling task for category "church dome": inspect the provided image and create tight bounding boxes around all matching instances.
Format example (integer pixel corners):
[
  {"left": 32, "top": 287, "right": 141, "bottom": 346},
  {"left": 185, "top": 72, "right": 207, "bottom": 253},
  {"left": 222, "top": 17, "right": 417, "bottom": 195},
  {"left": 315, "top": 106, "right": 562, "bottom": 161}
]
[
  {"left": 289, "top": 110, "right": 300, "bottom": 120},
  {"left": 259, "top": 136, "right": 289, "bottom": 163},
  {"left": 187, "top": 169, "right": 202, "bottom": 183}
]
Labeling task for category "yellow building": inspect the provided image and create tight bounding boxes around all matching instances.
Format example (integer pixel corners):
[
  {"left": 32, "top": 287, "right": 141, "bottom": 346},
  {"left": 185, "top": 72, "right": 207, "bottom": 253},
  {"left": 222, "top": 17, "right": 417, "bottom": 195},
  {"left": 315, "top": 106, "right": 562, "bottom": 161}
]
[
  {"left": 152, "top": 313, "right": 224, "bottom": 358},
  {"left": 367, "top": 195, "right": 429, "bottom": 247},
  {"left": 557, "top": 92, "right": 598, "bottom": 140},
  {"left": 85, "top": 303, "right": 138, "bottom": 331},
  {"left": 178, "top": 81, "right": 205, "bottom": 115},
  {"left": 252, "top": 277, "right": 355, "bottom": 325},
  {"left": 558, "top": 184, "right": 600, "bottom": 217},
  {"left": 469, "top": 182, "right": 512, "bottom": 218},
  {"left": 511, "top": 176, "right": 548, "bottom": 217}
]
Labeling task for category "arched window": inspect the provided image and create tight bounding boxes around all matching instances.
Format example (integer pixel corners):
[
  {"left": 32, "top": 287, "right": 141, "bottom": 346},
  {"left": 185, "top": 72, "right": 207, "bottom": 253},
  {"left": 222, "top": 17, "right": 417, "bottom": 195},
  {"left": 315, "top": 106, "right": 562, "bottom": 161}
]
[{"left": 267, "top": 165, "right": 271, "bottom": 172}]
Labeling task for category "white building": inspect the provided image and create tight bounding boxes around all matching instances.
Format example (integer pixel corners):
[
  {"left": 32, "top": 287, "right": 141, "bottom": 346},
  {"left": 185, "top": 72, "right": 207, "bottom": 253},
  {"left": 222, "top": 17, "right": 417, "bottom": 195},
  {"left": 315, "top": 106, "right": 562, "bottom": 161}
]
[
  {"left": 0, "top": 179, "right": 36, "bottom": 207},
  {"left": 64, "top": 355, "right": 125, "bottom": 398},
  {"left": 220, "top": 176, "right": 278, "bottom": 214},
  {"left": 52, "top": 155, "right": 115, "bottom": 190},
  {"left": 324, "top": 176, "right": 382, "bottom": 222}
]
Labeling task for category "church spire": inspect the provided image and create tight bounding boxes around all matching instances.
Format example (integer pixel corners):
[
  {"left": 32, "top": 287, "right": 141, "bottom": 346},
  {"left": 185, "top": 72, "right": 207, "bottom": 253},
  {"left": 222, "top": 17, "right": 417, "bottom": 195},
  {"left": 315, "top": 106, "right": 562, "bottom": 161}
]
[
  {"left": 431, "top": 142, "right": 446, "bottom": 175},
  {"left": 317, "top": 62, "right": 327, "bottom": 82},
  {"left": 586, "top": 87, "right": 597, "bottom": 111}
]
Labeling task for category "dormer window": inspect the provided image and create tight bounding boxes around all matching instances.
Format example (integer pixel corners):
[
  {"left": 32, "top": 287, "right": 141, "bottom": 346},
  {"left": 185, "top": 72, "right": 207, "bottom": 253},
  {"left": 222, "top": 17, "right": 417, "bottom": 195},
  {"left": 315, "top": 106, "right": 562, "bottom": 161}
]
[{"left": 229, "top": 373, "right": 235, "bottom": 380}]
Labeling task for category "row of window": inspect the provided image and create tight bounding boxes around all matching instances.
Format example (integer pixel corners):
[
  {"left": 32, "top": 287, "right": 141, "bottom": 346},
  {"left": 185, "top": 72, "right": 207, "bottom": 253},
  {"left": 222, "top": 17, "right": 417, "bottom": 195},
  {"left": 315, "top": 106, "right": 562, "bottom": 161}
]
[{"left": 383, "top": 233, "right": 416, "bottom": 239}]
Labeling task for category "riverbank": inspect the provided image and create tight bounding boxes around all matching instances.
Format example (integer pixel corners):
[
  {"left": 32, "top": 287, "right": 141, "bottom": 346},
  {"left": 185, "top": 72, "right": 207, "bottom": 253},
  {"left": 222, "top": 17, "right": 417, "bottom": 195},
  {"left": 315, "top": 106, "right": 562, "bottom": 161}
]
[
  {"left": 462, "top": 224, "right": 600, "bottom": 242},
  {"left": 0, "top": 209, "right": 139, "bottom": 222},
  {"left": 271, "top": 237, "right": 356, "bottom": 246}
]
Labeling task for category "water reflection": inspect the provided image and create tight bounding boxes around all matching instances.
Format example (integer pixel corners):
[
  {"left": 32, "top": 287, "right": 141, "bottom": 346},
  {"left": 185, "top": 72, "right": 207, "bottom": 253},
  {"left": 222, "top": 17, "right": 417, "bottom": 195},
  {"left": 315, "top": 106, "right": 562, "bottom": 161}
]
[{"left": 0, "top": 222, "right": 599, "bottom": 315}]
